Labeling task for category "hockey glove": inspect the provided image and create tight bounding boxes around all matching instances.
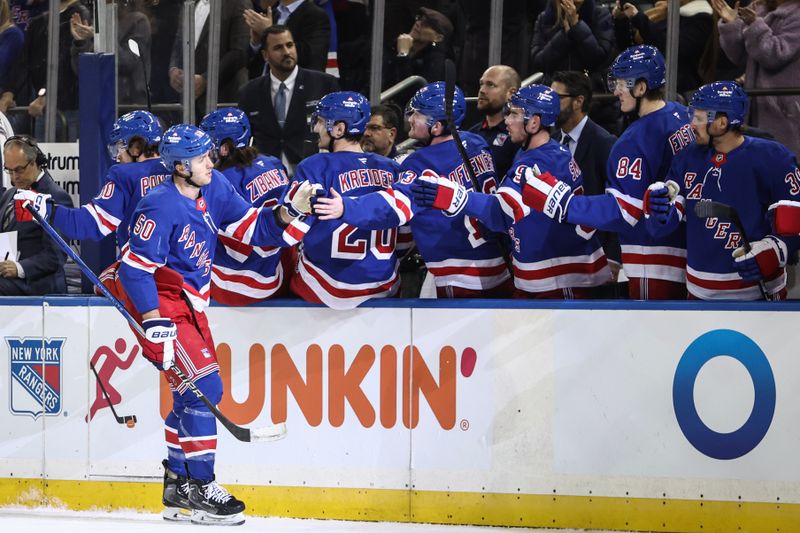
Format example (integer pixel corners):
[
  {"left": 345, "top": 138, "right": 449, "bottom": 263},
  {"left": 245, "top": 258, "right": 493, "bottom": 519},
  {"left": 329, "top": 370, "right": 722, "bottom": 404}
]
[
  {"left": 732, "top": 236, "right": 787, "bottom": 281},
  {"left": 286, "top": 181, "right": 324, "bottom": 218},
  {"left": 143, "top": 318, "right": 177, "bottom": 370},
  {"left": 520, "top": 167, "right": 573, "bottom": 223},
  {"left": 642, "top": 180, "right": 679, "bottom": 224},
  {"left": 410, "top": 171, "right": 468, "bottom": 217},
  {"left": 14, "top": 189, "right": 54, "bottom": 223}
]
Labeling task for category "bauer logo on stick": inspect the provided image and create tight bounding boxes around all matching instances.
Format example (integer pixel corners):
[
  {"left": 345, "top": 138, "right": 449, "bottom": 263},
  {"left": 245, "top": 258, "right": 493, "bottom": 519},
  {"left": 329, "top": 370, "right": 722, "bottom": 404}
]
[{"left": 7, "top": 337, "right": 65, "bottom": 419}]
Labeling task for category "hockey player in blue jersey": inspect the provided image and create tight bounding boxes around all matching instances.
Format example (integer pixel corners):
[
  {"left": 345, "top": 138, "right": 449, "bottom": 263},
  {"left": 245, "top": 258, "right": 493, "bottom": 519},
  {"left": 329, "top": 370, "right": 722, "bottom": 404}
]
[
  {"left": 314, "top": 82, "right": 511, "bottom": 298},
  {"left": 200, "top": 107, "right": 292, "bottom": 305},
  {"left": 15, "top": 110, "right": 168, "bottom": 251},
  {"left": 521, "top": 45, "right": 694, "bottom": 300},
  {"left": 643, "top": 82, "right": 800, "bottom": 300},
  {"left": 25, "top": 124, "right": 312, "bottom": 525},
  {"left": 410, "top": 85, "right": 611, "bottom": 298},
  {"left": 277, "top": 91, "right": 402, "bottom": 309}
]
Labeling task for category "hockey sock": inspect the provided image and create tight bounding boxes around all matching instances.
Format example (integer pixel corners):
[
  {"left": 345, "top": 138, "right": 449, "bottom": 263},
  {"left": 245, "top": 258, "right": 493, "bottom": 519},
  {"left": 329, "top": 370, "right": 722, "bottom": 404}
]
[
  {"left": 177, "top": 373, "right": 222, "bottom": 482},
  {"left": 165, "top": 410, "right": 187, "bottom": 477}
]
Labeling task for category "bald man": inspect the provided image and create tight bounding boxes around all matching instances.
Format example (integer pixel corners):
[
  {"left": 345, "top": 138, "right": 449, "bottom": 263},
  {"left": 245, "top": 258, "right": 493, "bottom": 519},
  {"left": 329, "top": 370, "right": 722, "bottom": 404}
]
[{"left": 468, "top": 65, "right": 521, "bottom": 178}]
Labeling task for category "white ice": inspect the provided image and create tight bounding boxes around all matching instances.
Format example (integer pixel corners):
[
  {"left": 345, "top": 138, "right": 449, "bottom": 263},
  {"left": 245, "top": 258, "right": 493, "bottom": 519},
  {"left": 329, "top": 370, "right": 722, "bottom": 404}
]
[{"left": 0, "top": 507, "right": 617, "bottom": 533}]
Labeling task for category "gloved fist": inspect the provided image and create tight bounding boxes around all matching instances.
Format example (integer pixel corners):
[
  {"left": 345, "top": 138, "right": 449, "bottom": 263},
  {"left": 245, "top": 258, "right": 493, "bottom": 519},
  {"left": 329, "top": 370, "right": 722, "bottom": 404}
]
[
  {"left": 732, "top": 236, "right": 786, "bottom": 281},
  {"left": 410, "top": 170, "right": 468, "bottom": 217},
  {"left": 143, "top": 317, "right": 177, "bottom": 370},
  {"left": 521, "top": 167, "right": 573, "bottom": 223},
  {"left": 286, "top": 181, "right": 324, "bottom": 217},
  {"left": 643, "top": 180, "right": 679, "bottom": 223},
  {"left": 14, "top": 189, "right": 53, "bottom": 223}
]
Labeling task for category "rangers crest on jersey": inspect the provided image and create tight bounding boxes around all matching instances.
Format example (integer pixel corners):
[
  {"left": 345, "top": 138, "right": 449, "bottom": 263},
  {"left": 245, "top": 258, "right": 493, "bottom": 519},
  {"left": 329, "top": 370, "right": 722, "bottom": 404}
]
[{"left": 7, "top": 337, "right": 65, "bottom": 419}]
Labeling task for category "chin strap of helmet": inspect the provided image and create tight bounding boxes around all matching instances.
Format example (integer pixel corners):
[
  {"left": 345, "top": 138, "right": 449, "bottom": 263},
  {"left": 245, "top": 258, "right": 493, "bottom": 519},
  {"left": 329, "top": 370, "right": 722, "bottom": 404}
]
[{"left": 176, "top": 161, "right": 203, "bottom": 188}]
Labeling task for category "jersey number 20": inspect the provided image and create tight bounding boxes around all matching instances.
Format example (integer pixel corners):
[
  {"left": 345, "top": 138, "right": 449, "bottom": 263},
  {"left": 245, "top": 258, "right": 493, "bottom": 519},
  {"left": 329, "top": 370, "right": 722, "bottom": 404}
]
[{"left": 332, "top": 224, "right": 397, "bottom": 260}]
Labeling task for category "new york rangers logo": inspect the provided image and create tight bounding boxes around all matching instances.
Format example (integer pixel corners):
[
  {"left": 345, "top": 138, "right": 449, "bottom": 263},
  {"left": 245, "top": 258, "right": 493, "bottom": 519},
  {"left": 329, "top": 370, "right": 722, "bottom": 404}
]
[{"left": 7, "top": 337, "right": 65, "bottom": 419}]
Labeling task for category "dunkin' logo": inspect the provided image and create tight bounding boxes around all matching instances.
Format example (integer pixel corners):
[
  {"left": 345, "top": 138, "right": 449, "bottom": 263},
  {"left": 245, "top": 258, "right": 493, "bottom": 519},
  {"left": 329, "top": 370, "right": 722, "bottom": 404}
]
[{"left": 159, "top": 344, "right": 478, "bottom": 430}]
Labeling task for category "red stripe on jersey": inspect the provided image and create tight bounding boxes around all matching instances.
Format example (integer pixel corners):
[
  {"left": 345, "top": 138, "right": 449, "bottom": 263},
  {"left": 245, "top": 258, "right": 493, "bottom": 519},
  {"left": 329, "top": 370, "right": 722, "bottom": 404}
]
[
  {"left": 499, "top": 191, "right": 525, "bottom": 222},
  {"left": 614, "top": 196, "right": 643, "bottom": 222},
  {"left": 182, "top": 282, "right": 209, "bottom": 301},
  {"left": 181, "top": 437, "right": 217, "bottom": 454},
  {"left": 212, "top": 266, "right": 281, "bottom": 291},
  {"left": 622, "top": 252, "right": 686, "bottom": 269},
  {"left": 231, "top": 209, "right": 259, "bottom": 242},
  {"left": 91, "top": 204, "right": 119, "bottom": 232},
  {"left": 686, "top": 272, "right": 751, "bottom": 290},
  {"left": 427, "top": 262, "right": 509, "bottom": 277},
  {"left": 386, "top": 188, "right": 412, "bottom": 222},
  {"left": 284, "top": 221, "right": 307, "bottom": 243},
  {"left": 513, "top": 255, "right": 608, "bottom": 280},
  {"left": 303, "top": 258, "right": 396, "bottom": 298},
  {"left": 126, "top": 251, "right": 159, "bottom": 270},
  {"left": 165, "top": 428, "right": 180, "bottom": 446},
  {"left": 218, "top": 234, "right": 254, "bottom": 257}
]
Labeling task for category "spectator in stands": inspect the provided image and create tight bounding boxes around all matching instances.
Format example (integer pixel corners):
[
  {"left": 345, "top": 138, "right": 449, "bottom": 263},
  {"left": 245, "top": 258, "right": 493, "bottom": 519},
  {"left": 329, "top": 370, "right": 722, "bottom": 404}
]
[
  {"left": 0, "top": 0, "right": 23, "bottom": 100},
  {"left": 530, "top": 0, "right": 616, "bottom": 88},
  {"left": 712, "top": 0, "right": 800, "bottom": 157},
  {"left": 8, "top": 0, "right": 47, "bottom": 32},
  {"left": 238, "top": 25, "right": 339, "bottom": 176},
  {"left": 388, "top": 7, "right": 454, "bottom": 87},
  {"left": 361, "top": 104, "right": 400, "bottom": 159},
  {"left": 113, "top": 0, "right": 152, "bottom": 106},
  {"left": 551, "top": 70, "right": 622, "bottom": 296},
  {"left": 0, "top": 0, "right": 91, "bottom": 140},
  {"left": 469, "top": 65, "right": 520, "bottom": 179},
  {"left": 0, "top": 135, "right": 72, "bottom": 295},
  {"left": 613, "top": 0, "right": 713, "bottom": 93},
  {"left": 168, "top": 0, "right": 249, "bottom": 117},
  {"left": 243, "top": 0, "right": 330, "bottom": 78}
]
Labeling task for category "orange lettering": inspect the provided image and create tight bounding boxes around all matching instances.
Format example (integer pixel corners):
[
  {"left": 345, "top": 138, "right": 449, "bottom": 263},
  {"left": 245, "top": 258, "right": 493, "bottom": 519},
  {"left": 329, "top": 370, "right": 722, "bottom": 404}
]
[
  {"left": 218, "top": 343, "right": 265, "bottom": 424},
  {"left": 271, "top": 343, "right": 323, "bottom": 426},
  {"left": 328, "top": 344, "right": 375, "bottom": 427}
]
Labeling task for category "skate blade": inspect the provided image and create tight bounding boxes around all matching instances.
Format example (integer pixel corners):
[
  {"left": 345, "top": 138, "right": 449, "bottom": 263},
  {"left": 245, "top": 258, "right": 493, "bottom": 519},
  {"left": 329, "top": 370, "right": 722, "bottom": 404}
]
[
  {"left": 162, "top": 506, "right": 192, "bottom": 521},
  {"left": 190, "top": 510, "right": 245, "bottom": 526}
]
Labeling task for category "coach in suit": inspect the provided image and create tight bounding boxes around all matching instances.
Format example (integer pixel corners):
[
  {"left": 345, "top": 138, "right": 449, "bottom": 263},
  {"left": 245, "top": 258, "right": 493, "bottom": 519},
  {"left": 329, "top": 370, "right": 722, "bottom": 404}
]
[
  {"left": 551, "top": 71, "right": 622, "bottom": 296},
  {"left": 169, "top": 0, "right": 250, "bottom": 114},
  {"left": 238, "top": 25, "right": 339, "bottom": 175},
  {"left": 0, "top": 137, "right": 72, "bottom": 295}
]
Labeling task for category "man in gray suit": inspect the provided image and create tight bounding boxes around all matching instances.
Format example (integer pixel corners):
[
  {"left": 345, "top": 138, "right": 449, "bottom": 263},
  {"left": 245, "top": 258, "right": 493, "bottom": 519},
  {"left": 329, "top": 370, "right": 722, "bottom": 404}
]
[
  {"left": 0, "top": 136, "right": 72, "bottom": 295},
  {"left": 551, "top": 71, "right": 623, "bottom": 297}
]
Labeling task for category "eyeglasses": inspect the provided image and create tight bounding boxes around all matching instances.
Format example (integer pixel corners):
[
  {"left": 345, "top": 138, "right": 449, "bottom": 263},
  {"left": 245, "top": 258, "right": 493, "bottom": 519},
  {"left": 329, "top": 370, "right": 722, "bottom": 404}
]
[
  {"left": 365, "top": 124, "right": 394, "bottom": 133},
  {"left": 3, "top": 160, "right": 33, "bottom": 175}
]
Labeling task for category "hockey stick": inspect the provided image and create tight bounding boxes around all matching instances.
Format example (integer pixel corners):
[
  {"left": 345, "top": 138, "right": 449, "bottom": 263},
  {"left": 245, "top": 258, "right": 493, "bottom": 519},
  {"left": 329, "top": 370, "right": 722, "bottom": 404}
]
[
  {"left": 694, "top": 200, "right": 770, "bottom": 300},
  {"left": 444, "top": 59, "right": 480, "bottom": 192},
  {"left": 25, "top": 203, "right": 287, "bottom": 443},
  {"left": 90, "top": 362, "right": 137, "bottom": 428}
]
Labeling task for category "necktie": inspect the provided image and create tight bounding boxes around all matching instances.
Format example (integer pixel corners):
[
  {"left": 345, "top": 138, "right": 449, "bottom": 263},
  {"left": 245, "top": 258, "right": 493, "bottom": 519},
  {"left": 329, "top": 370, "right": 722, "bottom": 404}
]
[
  {"left": 2, "top": 196, "right": 15, "bottom": 232},
  {"left": 275, "top": 82, "right": 287, "bottom": 128},
  {"left": 561, "top": 133, "right": 572, "bottom": 145}
]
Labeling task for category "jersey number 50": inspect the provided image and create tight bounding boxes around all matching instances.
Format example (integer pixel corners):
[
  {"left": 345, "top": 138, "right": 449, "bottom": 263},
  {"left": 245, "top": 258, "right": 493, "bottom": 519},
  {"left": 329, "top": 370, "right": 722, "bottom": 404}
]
[
  {"left": 332, "top": 224, "right": 396, "bottom": 260},
  {"left": 132, "top": 213, "right": 156, "bottom": 241}
]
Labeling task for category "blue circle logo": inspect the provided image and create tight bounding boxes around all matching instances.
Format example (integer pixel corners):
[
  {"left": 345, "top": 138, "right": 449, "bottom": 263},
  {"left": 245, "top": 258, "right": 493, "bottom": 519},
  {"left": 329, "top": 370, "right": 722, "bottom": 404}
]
[{"left": 673, "top": 329, "right": 775, "bottom": 460}]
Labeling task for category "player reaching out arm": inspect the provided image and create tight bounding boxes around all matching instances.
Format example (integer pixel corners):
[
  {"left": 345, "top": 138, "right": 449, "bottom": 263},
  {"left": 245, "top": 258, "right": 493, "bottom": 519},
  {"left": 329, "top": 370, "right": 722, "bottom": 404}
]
[
  {"left": 199, "top": 107, "right": 293, "bottom": 305},
  {"left": 521, "top": 45, "right": 694, "bottom": 300},
  {"left": 642, "top": 82, "right": 800, "bottom": 300},
  {"left": 409, "top": 85, "right": 611, "bottom": 298},
  {"left": 314, "top": 82, "right": 511, "bottom": 299}
]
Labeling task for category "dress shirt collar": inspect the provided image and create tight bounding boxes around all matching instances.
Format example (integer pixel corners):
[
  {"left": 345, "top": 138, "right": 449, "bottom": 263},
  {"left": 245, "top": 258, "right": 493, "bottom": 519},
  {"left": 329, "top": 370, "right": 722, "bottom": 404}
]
[{"left": 270, "top": 65, "right": 299, "bottom": 96}]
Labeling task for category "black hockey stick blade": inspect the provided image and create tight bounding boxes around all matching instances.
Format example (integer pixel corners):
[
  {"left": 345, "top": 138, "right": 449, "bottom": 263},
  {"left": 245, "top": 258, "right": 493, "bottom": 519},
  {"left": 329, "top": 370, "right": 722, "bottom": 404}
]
[
  {"left": 90, "top": 362, "right": 137, "bottom": 427},
  {"left": 444, "top": 59, "right": 480, "bottom": 192},
  {"left": 25, "top": 203, "right": 288, "bottom": 443}
]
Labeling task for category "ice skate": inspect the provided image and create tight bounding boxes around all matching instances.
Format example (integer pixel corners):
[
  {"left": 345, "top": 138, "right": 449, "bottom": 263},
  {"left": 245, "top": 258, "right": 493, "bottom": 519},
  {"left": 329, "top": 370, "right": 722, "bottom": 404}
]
[
  {"left": 161, "top": 460, "right": 192, "bottom": 522},
  {"left": 187, "top": 477, "right": 246, "bottom": 526}
]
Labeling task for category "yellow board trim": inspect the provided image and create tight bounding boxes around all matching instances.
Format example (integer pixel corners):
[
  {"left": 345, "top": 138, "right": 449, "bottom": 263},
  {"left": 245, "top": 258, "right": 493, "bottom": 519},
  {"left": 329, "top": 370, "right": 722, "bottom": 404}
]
[{"left": 0, "top": 478, "right": 796, "bottom": 532}]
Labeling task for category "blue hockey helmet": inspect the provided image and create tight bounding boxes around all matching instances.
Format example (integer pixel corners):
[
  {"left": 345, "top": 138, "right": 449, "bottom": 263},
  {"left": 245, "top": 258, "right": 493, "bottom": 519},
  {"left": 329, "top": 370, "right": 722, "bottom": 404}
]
[
  {"left": 312, "top": 91, "right": 371, "bottom": 135},
  {"left": 107, "top": 110, "right": 163, "bottom": 159},
  {"left": 607, "top": 45, "right": 666, "bottom": 92},
  {"left": 690, "top": 81, "right": 749, "bottom": 127},
  {"left": 200, "top": 107, "right": 251, "bottom": 149},
  {"left": 406, "top": 81, "right": 466, "bottom": 128},
  {"left": 159, "top": 124, "right": 213, "bottom": 172},
  {"left": 507, "top": 84, "right": 560, "bottom": 127}
]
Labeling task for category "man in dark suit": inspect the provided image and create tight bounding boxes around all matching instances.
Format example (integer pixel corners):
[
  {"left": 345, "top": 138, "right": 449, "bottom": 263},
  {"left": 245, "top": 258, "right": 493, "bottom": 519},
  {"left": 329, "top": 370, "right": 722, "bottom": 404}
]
[
  {"left": 0, "top": 136, "right": 73, "bottom": 295},
  {"left": 238, "top": 25, "right": 339, "bottom": 175},
  {"left": 168, "top": 0, "right": 250, "bottom": 114},
  {"left": 243, "top": 0, "right": 331, "bottom": 78},
  {"left": 551, "top": 71, "right": 623, "bottom": 297}
]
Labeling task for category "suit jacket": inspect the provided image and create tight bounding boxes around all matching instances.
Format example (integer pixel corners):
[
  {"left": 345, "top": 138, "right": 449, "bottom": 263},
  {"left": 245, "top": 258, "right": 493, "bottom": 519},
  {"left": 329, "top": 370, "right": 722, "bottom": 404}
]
[
  {"left": 0, "top": 172, "right": 73, "bottom": 295},
  {"left": 238, "top": 67, "right": 339, "bottom": 167},
  {"left": 557, "top": 117, "right": 621, "bottom": 263},
  {"left": 170, "top": 0, "right": 250, "bottom": 105},
  {"left": 247, "top": 0, "right": 331, "bottom": 78}
]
